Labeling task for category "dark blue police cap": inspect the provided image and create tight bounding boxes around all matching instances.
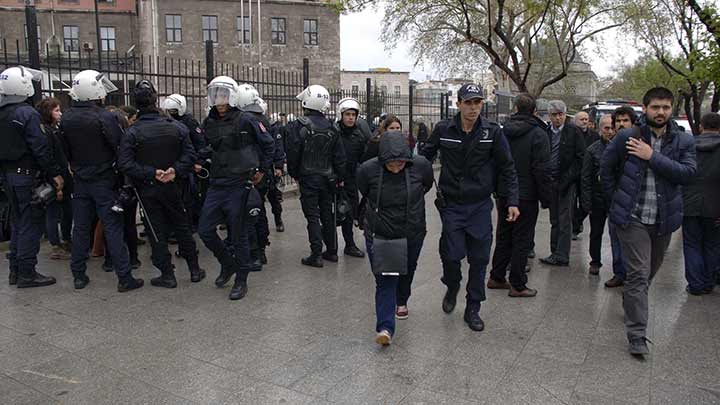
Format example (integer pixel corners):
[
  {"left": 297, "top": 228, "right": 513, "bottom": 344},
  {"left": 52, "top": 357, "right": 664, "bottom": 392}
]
[{"left": 458, "top": 83, "right": 484, "bottom": 101}]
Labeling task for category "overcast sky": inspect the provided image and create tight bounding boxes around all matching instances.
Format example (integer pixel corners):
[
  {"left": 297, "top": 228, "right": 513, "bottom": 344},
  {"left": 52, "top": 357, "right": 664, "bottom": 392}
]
[{"left": 340, "top": 7, "right": 637, "bottom": 82}]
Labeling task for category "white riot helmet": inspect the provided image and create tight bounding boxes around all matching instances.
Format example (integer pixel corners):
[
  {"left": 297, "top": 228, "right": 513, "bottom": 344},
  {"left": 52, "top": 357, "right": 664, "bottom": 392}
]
[
  {"left": 236, "top": 83, "right": 262, "bottom": 113},
  {"left": 296, "top": 84, "right": 330, "bottom": 112},
  {"left": 269, "top": 112, "right": 279, "bottom": 125},
  {"left": 70, "top": 69, "right": 118, "bottom": 101},
  {"left": 257, "top": 97, "right": 268, "bottom": 115},
  {"left": 286, "top": 113, "right": 296, "bottom": 122},
  {"left": 0, "top": 66, "right": 42, "bottom": 98},
  {"left": 162, "top": 94, "right": 187, "bottom": 116},
  {"left": 207, "top": 75, "right": 238, "bottom": 108},
  {"left": 337, "top": 97, "right": 361, "bottom": 118}
]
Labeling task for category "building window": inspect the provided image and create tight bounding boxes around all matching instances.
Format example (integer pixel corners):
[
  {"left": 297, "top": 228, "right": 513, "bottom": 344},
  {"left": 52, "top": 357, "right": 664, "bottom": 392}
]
[
  {"left": 351, "top": 85, "right": 359, "bottom": 97},
  {"left": 303, "top": 19, "right": 317, "bottom": 46},
  {"left": 63, "top": 25, "right": 79, "bottom": 52},
  {"left": 394, "top": 86, "right": 401, "bottom": 97},
  {"left": 100, "top": 26, "right": 116, "bottom": 51},
  {"left": 271, "top": 18, "right": 286, "bottom": 45},
  {"left": 237, "top": 16, "right": 251, "bottom": 44},
  {"left": 165, "top": 14, "right": 182, "bottom": 43},
  {"left": 24, "top": 24, "right": 41, "bottom": 51},
  {"left": 202, "top": 15, "right": 218, "bottom": 43}
]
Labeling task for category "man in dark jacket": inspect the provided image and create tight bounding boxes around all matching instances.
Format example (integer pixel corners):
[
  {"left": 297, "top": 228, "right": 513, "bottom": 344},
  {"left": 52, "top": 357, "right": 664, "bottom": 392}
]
[
  {"left": 421, "top": 83, "right": 519, "bottom": 332},
  {"left": 573, "top": 111, "right": 600, "bottom": 239},
  {"left": 581, "top": 114, "right": 625, "bottom": 280},
  {"left": 600, "top": 87, "right": 697, "bottom": 356},
  {"left": 540, "top": 100, "right": 585, "bottom": 266},
  {"left": 682, "top": 112, "right": 720, "bottom": 295},
  {"left": 488, "top": 94, "right": 551, "bottom": 297}
]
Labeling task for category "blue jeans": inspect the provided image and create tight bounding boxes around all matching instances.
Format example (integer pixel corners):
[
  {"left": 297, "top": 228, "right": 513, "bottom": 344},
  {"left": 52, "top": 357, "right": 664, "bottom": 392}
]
[
  {"left": 608, "top": 222, "right": 626, "bottom": 280},
  {"left": 366, "top": 234, "right": 425, "bottom": 336},
  {"left": 45, "top": 198, "right": 72, "bottom": 246},
  {"left": 682, "top": 216, "right": 720, "bottom": 291}
]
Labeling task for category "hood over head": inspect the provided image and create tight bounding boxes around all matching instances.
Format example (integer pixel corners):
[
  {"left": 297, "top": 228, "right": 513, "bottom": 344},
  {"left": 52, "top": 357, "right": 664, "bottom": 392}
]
[
  {"left": 378, "top": 131, "right": 413, "bottom": 164},
  {"left": 502, "top": 113, "right": 549, "bottom": 138}
]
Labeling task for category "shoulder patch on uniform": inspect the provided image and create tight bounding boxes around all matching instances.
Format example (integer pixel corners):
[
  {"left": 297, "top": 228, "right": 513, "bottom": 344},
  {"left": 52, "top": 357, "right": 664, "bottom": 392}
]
[
  {"left": 195, "top": 127, "right": 202, "bottom": 134},
  {"left": 258, "top": 122, "right": 267, "bottom": 133},
  {"left": 276, "top": 134, "right": 282, "bottom": 139}
]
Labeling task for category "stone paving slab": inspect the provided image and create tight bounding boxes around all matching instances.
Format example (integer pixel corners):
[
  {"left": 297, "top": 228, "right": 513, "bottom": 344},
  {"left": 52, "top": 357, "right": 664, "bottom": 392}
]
[{"left": 1, "top": 192, "right": 720, "bottom": 404}]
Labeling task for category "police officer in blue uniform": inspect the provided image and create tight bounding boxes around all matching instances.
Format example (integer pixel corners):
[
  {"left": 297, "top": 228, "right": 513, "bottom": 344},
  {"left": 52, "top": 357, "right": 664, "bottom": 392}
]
[
  {"left": 421, "top": 83, "right": 519, "bottom": 331},
  {"left": 119, "top": 81, "right": 206, "bottom": 288},
  {"left": 0, "top": 66, "right": 63, "bottom": 288},
  {"left": 197, "top": 76, "right": 274, "bottom": 300},
  {"left": 286, "top": 85, "right": 346, "bottom": 268},
  {"left": 59, "top": 69, "right": 144, "bottom": 292},
  {"left": 267, "top": 113, "right": 286, "bottom": 232}
]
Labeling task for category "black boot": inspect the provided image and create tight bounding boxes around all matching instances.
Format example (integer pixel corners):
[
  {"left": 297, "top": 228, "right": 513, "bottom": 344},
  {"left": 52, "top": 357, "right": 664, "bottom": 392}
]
[
  {"left": 16, "top": 271, "right": 56, "bottom": 288},
  {"left": 229, "top": 272, "right": 248, "bottom": 300},
  {"left": 102, "top": 260, "right": 114, "bottom": 272},
  {"left": 463, "top": 302, "right": 485, "bottom": 332},
  {"left": 301, "top": 254, "right": 323, "bottom": 268},
  {"left": 117, "top": 275, "right": 145, "bottom": 292},
  {"left": 275, "top": 218, "right": 285, "bottom": 232},
  {"left": 344, "top": 245, "right": 365, "bottom": 258},
  {"left": 9, "top": 271, "right": 17, "bottom": 286},
  {"left": 259, "top": 249, "right": 268, "bottom": 265},
  {"left": 151, "top": 266, "right": 178, "bottom": 288},
  {"left": 189, "top": 267, "right": 206, "bottom": 283},
  {"left": 322, "top": 251, "right": 339, "bottom": 262},
  {"left": 130, "top": 258, "right": 142, "bottom": 270},
  {"left": 73, "top": 273, "right": 90, "bottom": 289},
  {"left": 442, "top": 286, "right": 459, "bottom": 314},
  {"left": 215, "top": 261, "right": 235, "bottom": 287}
]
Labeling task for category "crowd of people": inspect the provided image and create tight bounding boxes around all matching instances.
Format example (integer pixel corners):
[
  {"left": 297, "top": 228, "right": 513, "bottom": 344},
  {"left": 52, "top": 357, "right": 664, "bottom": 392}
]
[{"left": 1, "top": 65, "right": 719, "bottom": 356}]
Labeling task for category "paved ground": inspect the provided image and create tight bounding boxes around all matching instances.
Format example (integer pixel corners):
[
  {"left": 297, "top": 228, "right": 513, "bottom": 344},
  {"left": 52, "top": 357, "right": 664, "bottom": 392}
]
[{"left": 1, "top": 191, "right": 719, "bottom": 405}]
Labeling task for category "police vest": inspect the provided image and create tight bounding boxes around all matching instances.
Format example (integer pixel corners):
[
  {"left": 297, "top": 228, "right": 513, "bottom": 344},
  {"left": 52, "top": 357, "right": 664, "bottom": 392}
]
[
  {"left": 61, "top": 107, "right": 115, "bottom": 167},
  {"left": 298, "top": 116, "right": 336, "bottom": 177},
  {"left": 135, "top": 119, "right": 181, "bottom": 170},
  {"left": 204, "top": 111, "right": 259, "bottom": 179},
  {"left": 0, "top": 104, "right": 29, "bottom": 162}
]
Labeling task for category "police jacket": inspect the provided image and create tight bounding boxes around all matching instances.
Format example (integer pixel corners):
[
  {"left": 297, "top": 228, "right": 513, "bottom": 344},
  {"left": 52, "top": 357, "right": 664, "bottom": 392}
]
[
  {"left": 173, "top": 113, "right": 206, "bottom": 164},
  {"left": 501, "top": 113, "right": 552, "bottom": 205},
  {"left": 420, "top": 113, "right": 519, "bottom": 207},
  {"left": 336, "top": 118, "right": 372, "bottom": 180},
  {"left": 357, "top": 132, "right": 433, "bottom": 239},
  {"left": 600, "top": 118, "right": 697, "bottom": 235},
  {"left": 269, "top": 122, "right": 287, "bottom": 171},
  {"left": 682, "top": 131, "right": 720, "bottom": 218},
  {"left": 41, "top": 123, "right": 71, "bottom": 189},
  {"left": 59, "top": 101, "right": 124, "bottom": 181},
  {"left": 200, "top": 107, "right": 274, "bottom": 186},
  {"left": 0, "top": 102, "right": 61, "bottom": 177},
  {"left": 286, "top": 110, "right": 346, "bottom": 180},
  {"left": 550, "top": 122, "right": 585, "bottom": 193},
  {"left": 118, "top": 111, "right": 196, "bottom": 183},
  {"left": 581, "top": 138, "right": 609, "bottom": 213}
]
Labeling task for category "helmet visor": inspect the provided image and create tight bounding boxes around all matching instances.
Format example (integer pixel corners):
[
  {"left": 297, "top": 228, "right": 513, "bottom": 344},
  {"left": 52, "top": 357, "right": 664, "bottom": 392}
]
[
  {"left": 97, "top": 73, "right": 118, "bottom": 93},
  {"left": 21, "top": 67, "right": 43, "bottom": 82},
  {"left": 208, "top": 86, "right": 232, "bottom": 107}
]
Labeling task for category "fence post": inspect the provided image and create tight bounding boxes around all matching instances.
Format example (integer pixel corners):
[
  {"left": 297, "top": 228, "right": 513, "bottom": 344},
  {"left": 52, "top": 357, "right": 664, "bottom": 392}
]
[
  {"left": 408, "top": 84, "right": 414, "bottom": 138},
  {"left": 302, "top": 58, "right": 309, "bottom": 89},
  {"left": 24, "top": 4, "right": 41, "bottom": 103},
  {"left": 365, "top": 78, "right": 371, "bottom": 118},
  {"left": 205, "top": 40, "right": 214, "bottom": 84},
  {"left": 445, "top": 92, "right": 450, "bottom": 119},
  {"left": 440, "top": 95, "right": 445, "bottom": 120}
]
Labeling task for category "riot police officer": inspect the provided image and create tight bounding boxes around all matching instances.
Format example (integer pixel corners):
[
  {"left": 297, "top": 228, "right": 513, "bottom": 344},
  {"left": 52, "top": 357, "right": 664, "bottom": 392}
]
[
  {"left": 286, "top": 85, "right": 346, "bottom": 268},
  {"left": 0, "top": 66, "right": 63, "bottom": 288},
  {"left": 335, "top": 97, "right": 371, "bottom": 258},
  {"left": 197, "top": 76, "right": 274, "bottom": 300},
  {"left": 118, "top": 81, "right": 206, "bottom": 288},
  {"left": 59, "top": 69, "right": 144, "bottom": 292},
  {"left": 267, "top": 112, "right": 286, "bottom": 232}
]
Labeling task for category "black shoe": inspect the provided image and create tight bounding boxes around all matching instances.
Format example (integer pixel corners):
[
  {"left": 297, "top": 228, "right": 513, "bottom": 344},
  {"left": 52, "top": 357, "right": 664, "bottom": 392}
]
[
  {"left": 117, "top": 277, "right": 144, "bottom": 292},
  {"left": 229, "top": 278, "right": 248, "bottom": 300},
  {"left": 215, "top": 264, "right": 235, "bottom": 287},
  {"left": 130, "top": 259, "right": 141, "bottom": 270},
  {"left": 150, "top": 271, "right": 177, "bottom": 288},
  {"left": 463, "top": 304, "right": 485, "bottom": 332},
  {"left": 686, "top": 286, "right": 709, "bottom": 296},
  {"left": 102, "top": 262, "right": 114, "bottom": 272},
  {"left": 527, "top": 250, "right": 536, "bottom": 259},
  {"left": 136, "top": 238, "right": 146, "bottom": 246},
  {"left": 301, "top": 255, "right": 324, "bottom": 268},
  {"left": 572, "top": 233, "right": 580, "bottom": 241},
  {"left": 73, "top": 274, "right": 90, "bottom": 290},
  {"left": 190, "top": 268, "right": 206, "bottom": 283},
  {"left": 442, "top": 287, "right": 459, "bottom": 314},
  {"left": 259, "top": 250, "right": 268, "bottom": 265},
  {"left": 540, "top": 256, "right": 569, "bottom": 267},
  {"left": 322, "top": 251, "right": 339, "bottom": 262},
  {"left": 344, "top": 245, "right": 365, "bottom": 258},
  {"left": 275, "top": 221, "right": 285, "bottom": 232},
  {"left": 16, "top": 272, "right": 57, "bottom": 288},
  {"left": 628, "top": 337, "right": 651, "bottom": 356},
  {"left": 9, "top": 271, "right": 17, "bottom": 286}
]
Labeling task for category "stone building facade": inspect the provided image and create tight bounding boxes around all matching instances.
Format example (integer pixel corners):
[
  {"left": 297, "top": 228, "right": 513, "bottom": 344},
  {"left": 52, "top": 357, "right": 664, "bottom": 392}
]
[{"left": 341, "top": 68, "right": 409, "bottom": 96}]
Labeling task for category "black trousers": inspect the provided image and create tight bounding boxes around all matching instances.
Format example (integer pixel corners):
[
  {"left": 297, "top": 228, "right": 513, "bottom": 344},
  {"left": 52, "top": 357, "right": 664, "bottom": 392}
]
[
  {"left": 588, "top": 210, "right": 607, "bottom": 267},
  {"left": 340, "top": 178, "right": 359, "bottom": 248},
  {"left": 137, "top": 182, "right": 200, "bottom": 273},
  {"left": 490, "top": 199, "right": 539, "bottom": 290},
  {"left": 266, "top": 174, "right": 283, "bottom": 222},
  {"left": 299, "top": 175, "right": 336, "bottom": 256},
  {"left": 573, "top": 182, "right": 586, "bottom": 234}
]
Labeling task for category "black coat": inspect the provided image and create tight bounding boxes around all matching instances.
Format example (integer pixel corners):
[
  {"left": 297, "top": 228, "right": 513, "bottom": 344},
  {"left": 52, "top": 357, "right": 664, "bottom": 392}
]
[
  {"left": 581, "top": 138, "right": 608, "bottom": 213},
  {"left": 501, "top": 113, "right": 552, "bottom": 205},
  {"left": 357, "top": 132, "right": 433, "bottom": 239},
  {"left": 682, "top": 132, "right": 720, "bottom": 218},
  {"left": 336, "top": 118, "right": 372, "bottom": 180},
  {"left": 550, "top": 122, "right": 585, "bottom": 192}
]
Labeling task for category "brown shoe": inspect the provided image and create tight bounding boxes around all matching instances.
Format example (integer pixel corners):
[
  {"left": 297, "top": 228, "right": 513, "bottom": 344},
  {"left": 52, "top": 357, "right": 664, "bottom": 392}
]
[
  {"left": 604, "top": 276, "right": 624, "bottom": 288},
  {"left": 588, "top": 264, "right": 600, "bottom": 275},
  {"left": 509, "top": 287, "right": 538, "bottom": 297},
  {"left": 487, "top": 278, "right": 511, "bottom": 290}
]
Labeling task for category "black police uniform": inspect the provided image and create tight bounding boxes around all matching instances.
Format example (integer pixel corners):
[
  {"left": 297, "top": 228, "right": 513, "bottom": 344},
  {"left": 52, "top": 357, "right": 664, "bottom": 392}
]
[
  {"left": 119, "top": 110, "right": 206, "bottom": 287},
  {"left": 171, "top": 112, "right": 207, "bottom": 231},
  {"left": 336, "top": 117, "right": 371, "bottom": 254},
  {"left": 286, "top": 110, "right": 346, "bottom": 266},
  {"left": 267, "top": 120, "right": 286, "bottom": 230},
  {"left": 197, "top": 107, "right": 274, "bottom": 300},
  {"left": 420, "top": 110, "right": 519, "bottom": 328},
  {"left": 0, "top": 101, "right": 61, "bottom": 287},
  {"left": 59, "top": 101, "right": 143, "bottom": 291}
]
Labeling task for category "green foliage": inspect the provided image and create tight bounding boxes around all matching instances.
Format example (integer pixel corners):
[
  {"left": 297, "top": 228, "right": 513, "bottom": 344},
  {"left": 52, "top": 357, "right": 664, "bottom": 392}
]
[{"left": 601, "top": 56, "right": 688, "bottom": 102}]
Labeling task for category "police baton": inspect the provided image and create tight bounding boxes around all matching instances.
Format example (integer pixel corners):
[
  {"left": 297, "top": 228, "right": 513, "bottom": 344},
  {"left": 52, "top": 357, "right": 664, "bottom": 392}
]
[{"left": 131, "top": 186, "right": 159, "bottom": 244}]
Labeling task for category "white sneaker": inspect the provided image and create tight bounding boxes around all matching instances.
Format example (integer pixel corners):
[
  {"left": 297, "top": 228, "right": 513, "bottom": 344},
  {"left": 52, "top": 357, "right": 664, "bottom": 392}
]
[{"left": 375, "top": 330, "right": 392, "bottom": 346}]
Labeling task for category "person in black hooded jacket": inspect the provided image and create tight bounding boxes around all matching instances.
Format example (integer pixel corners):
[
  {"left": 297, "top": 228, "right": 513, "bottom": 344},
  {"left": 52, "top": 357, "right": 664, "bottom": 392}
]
[
  {"left": 488, "top": 94, "right": 551, "bottom": 297},
  {"left": 357, "top": 131, "right": 433, "bottom": 346}
]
